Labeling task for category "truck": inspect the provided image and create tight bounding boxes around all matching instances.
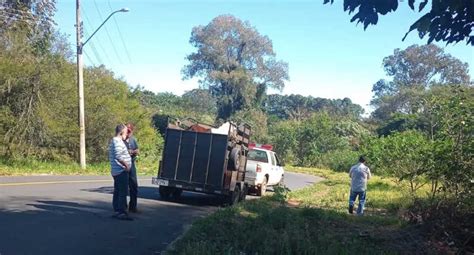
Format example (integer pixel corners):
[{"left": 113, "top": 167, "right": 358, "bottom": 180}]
[
  {"left": 244, "top": 144, "right": 285, "bottom": 196},
  {"left": 152, "top": 118, "right": 251, "bottom": 205}
]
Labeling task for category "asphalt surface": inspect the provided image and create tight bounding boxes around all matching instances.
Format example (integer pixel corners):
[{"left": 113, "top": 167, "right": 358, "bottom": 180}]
[{"left": 0, "top": 172, "right": 321, "bottom": 255}]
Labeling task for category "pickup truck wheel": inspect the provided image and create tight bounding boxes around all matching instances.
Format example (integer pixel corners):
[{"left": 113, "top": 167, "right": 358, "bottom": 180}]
[
  {"left": 257, "top": 178, "right": 267, "bottom": 197},
  {"left": 278, "top": 175, "right": 285, "bottom": 186},
  {"left": 228, "top": 147, "right": 241, "bottom": 170},
  {"left": 159, "top": 186, "right": 172, "bottom": 200}
]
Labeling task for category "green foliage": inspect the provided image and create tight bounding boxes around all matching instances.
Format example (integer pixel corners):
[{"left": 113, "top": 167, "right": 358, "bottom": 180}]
[
  {"left": 0, "top": 0, "right": 57, "bottom": 54},
  {"left": 371, "top": 44, "right": 471, "bottom": 122},
  {"left": 269, "top": 113, "right": 368, "bottom": 168},
  {"left": 265, "top": 94, "right": 364, "bottom": 120},
  {"left": 0, "top": 24, "right": 161, "bottom": 164},
  {"left": 317, "top": 149, "right": 360, "bottom": 172},
  {"left": 170, "top": 167, "right": 432, "bottom": 254},
  {"left": 361, "top": 130, "right": 432, "bottom": 194},
  {"left": 132, "top": 88, "right": 216, "bottom": 136},
  {"left": 232, "top": 107, "right": 268, "bottom": 143},
  {"left": 296, "top": 113, "right": 349, "bottom": 166},
  {"left": 269, "top": 120, "right": 299, "bottom": 164},
  {"left": 427, "top": 85, "right": 473, "bottom": 197},
  {"left": 324, "top": 0, "right": 474, "bottom": 45},
  {"left": 182, "top": 15, "right": 289, "bottom": 120}
]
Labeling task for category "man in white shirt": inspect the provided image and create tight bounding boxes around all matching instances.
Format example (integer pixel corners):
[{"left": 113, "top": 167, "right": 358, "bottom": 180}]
[
  {"left": 349, "top": 156, "right": 371, "bottom": 215},
  {"left": 109, "top": 124, "right": 132, "bottom": 221}
]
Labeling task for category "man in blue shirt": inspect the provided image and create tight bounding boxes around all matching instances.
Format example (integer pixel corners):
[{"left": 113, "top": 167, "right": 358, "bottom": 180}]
[{"left": 349, "top": 156, "right": 371, "bottom": 215}]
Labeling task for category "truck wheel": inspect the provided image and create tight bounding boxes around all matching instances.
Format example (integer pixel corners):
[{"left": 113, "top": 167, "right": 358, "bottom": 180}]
[
  {"left": 228, "top": 147, "right": 241, "bottom": 170},
  {"left": 278, "top": 175, "right": 285, "bottom": 186},
  {"left": 239, "top": 185, "right": 248, "bottom": 201},
  {"left": 159, "top": 186, "right": 172, "bottom": 200},
  {"left": 228, "top": 185, "right": 241, "bottom": 205},
  {"left": 257, "top": 178, "right": 267, "bottom": 197},
  {"left": 172, "top": 189, "right": 182, "bottom": 199}
]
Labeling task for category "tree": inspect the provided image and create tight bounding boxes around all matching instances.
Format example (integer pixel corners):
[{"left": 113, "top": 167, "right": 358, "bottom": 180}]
[
  {"left": 182, "top": 89, "right": 217, "bottom": 117},
  {"left": 265, "top": 94, "right": 364, "bottom": 120},
  {"left": 232, "top": 107, "right": 269, "bottom": 143},
  {"left": 0, "top": 0, "right": 57, "bottom": 53},
  {"left": 182, "top": 15, "right": 289, "bottom": 120},
  {"left": 371, "top": 44, "right": 471, "bottom": 121},
  {"left": 324, "top": 0, "right": 474, "bottom": 45},
  {"left": 362, "top": 130, "right": 432, "bottom": 194}
]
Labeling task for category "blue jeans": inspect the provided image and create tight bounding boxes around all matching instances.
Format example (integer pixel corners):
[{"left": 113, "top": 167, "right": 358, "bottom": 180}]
[
  {"left": 349, "top": 190, "right": 366, "bottom": 215},
  {"left": 113, "top": 171, "right": 129, "bottom": 214}
]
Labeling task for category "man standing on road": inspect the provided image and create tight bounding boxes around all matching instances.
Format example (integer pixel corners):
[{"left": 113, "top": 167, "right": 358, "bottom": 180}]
[
  {"left": 124, "top": 123, "right": 139, "bottom": 213},
  {"left": 348, "top": 156, "right": 371, "bottom": 215},
  {"left": 109, "top": 124, "right": 133, "bottom": 221}
]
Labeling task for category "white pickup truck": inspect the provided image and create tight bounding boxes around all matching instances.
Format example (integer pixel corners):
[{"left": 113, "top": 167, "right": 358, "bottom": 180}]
[{"left": 244, "top": 147, "right": 285, "bottom": 196}]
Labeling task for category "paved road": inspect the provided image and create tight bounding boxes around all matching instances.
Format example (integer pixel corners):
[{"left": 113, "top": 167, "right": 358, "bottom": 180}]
[{"left": 0, "top": 172, "right": 321, "bottom": 255}]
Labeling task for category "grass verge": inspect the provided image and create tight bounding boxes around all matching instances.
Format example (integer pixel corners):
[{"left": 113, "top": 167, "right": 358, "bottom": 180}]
[
  {"left": 168, "top": 167, "right": 434, "bottom": 255},
  {"left": 0, "top": 158, "right": 158, "bottom": 176}
]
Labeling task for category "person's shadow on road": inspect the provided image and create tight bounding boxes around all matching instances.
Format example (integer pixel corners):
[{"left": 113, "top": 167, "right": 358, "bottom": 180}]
[{"left": 81, "top": 186, "right": 222, "bottom": 207}]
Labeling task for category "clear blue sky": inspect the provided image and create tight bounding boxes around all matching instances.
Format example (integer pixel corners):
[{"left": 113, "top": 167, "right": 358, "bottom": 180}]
[{"left": 55, "top": 0, "right": 474, "bottom": 111}]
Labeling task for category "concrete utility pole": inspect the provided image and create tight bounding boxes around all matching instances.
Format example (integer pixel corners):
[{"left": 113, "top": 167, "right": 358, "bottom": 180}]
[
  {"left": 75, "top": 0, "right": 129, "bottom": 169},
  {"left": 76, "top": 0, "right": 86, "bottom": 169}
]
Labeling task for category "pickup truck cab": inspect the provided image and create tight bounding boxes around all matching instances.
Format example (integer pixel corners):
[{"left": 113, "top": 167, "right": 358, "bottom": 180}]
[{"left": 244, "top": 145, "right": 284, "bottom": 196}]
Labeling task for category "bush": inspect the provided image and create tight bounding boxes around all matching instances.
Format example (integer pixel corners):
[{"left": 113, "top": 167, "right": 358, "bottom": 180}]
[{"left": 318, "top": 149, "right": 360, "bottom": 172}]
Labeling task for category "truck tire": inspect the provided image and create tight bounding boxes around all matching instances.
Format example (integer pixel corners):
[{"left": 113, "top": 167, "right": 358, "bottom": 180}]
[
  {"left": 172, "top": 188, "right": 183, "bottom": 199},
  {"left": 257, "top": 177, "right": 267, "bottom": 197},
  {"left": 159, "top": 186, "right": 172, "bottom": 200},
  {"left": 239, "top": 184, "right": 247, "bottom": 202},
  {"left": 228, "top": 147, "right": 241, "bottom": 170},
  {"left": 278, "top": 175, "right": 285, "bottom": 186},
  {"left": 228, "top": 185, "right": 241, "bottom": 205}
]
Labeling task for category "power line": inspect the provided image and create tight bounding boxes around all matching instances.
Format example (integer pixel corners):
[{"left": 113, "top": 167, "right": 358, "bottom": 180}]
[
  {"left": 107, "top": 0, "right": 132, "bottom": 64},
  {"left": 81, "top": 5, "right": 111, "bottom": 67},
  {"left": 83, "top": 27, "right": 104, "bottom": 65},
  {"left": 93, "top": 0, "right": 123, "bottom": 64},
  {"left": 83, "top": 49, "right": 96, "bottom": 67}
]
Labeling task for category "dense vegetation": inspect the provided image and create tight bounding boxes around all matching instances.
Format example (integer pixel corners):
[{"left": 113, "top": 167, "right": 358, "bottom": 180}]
[{"left": 1, "top": 2, "right": 472, "bottom": 252}]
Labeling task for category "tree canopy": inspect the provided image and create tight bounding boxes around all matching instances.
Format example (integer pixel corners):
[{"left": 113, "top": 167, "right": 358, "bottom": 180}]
[
  {"left": 324, "top": 0, "right": 474, "bottom": 45},
  {"left": 370, "top": 44, "right": 471, "bottom": 121},
  {"left": 182, "top": 15, "right": 289, "bottom": 120}
]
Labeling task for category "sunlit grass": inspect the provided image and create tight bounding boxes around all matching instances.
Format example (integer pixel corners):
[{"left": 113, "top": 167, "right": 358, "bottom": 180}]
[
  {"left": 168, "top": 167, "right": 433, "bottom": 254},
  {"left": 0, "top": 158, "right": 158, "bottom": 176},
  {"left": 286, "top": 166, "right": 418, "bottom": 217}
]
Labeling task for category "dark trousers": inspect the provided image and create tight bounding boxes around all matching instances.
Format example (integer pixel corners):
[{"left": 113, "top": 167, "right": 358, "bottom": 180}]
[
  {"left": 128, "top": 162, "right": 138, "bottom": 210},
  {"left": 113, "top": 171, "right": 129, "bottom": 213}
]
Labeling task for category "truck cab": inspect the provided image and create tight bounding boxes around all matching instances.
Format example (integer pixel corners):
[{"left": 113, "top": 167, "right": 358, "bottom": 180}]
[{"left": 244, "top": 144, "right": 284, "bottom": 196}]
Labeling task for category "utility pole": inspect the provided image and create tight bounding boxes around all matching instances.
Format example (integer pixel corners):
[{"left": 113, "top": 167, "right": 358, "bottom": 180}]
[
  {"left": 75, "top": 2, "right": 129, "bottom": 169},
  {"left": 76, "top": 0, "right": 86, "bottom": 169}
]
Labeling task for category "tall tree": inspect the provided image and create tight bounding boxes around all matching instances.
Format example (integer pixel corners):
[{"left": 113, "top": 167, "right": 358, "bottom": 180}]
[
  {"left": 371, "top": 44, "right": 471, "bottom": 121},
  {"left": 182, "top": 15, "right": 289, "bottom": 120},
  {"left": 0, "top": 0, "right": 57, "bottom": 53},
  {"left": 324, "top": 0, "right": 474, "bottom": 45}
]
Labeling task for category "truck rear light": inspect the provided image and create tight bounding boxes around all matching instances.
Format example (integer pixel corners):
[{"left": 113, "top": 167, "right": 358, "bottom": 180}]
[{"left": 256, "top": 164, "right": 262, "bottom": 173}]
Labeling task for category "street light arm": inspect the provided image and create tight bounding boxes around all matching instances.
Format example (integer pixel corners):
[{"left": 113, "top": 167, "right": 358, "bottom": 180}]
[{"left": 82, "top": 9, "right": 127, "bottom": 47}]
